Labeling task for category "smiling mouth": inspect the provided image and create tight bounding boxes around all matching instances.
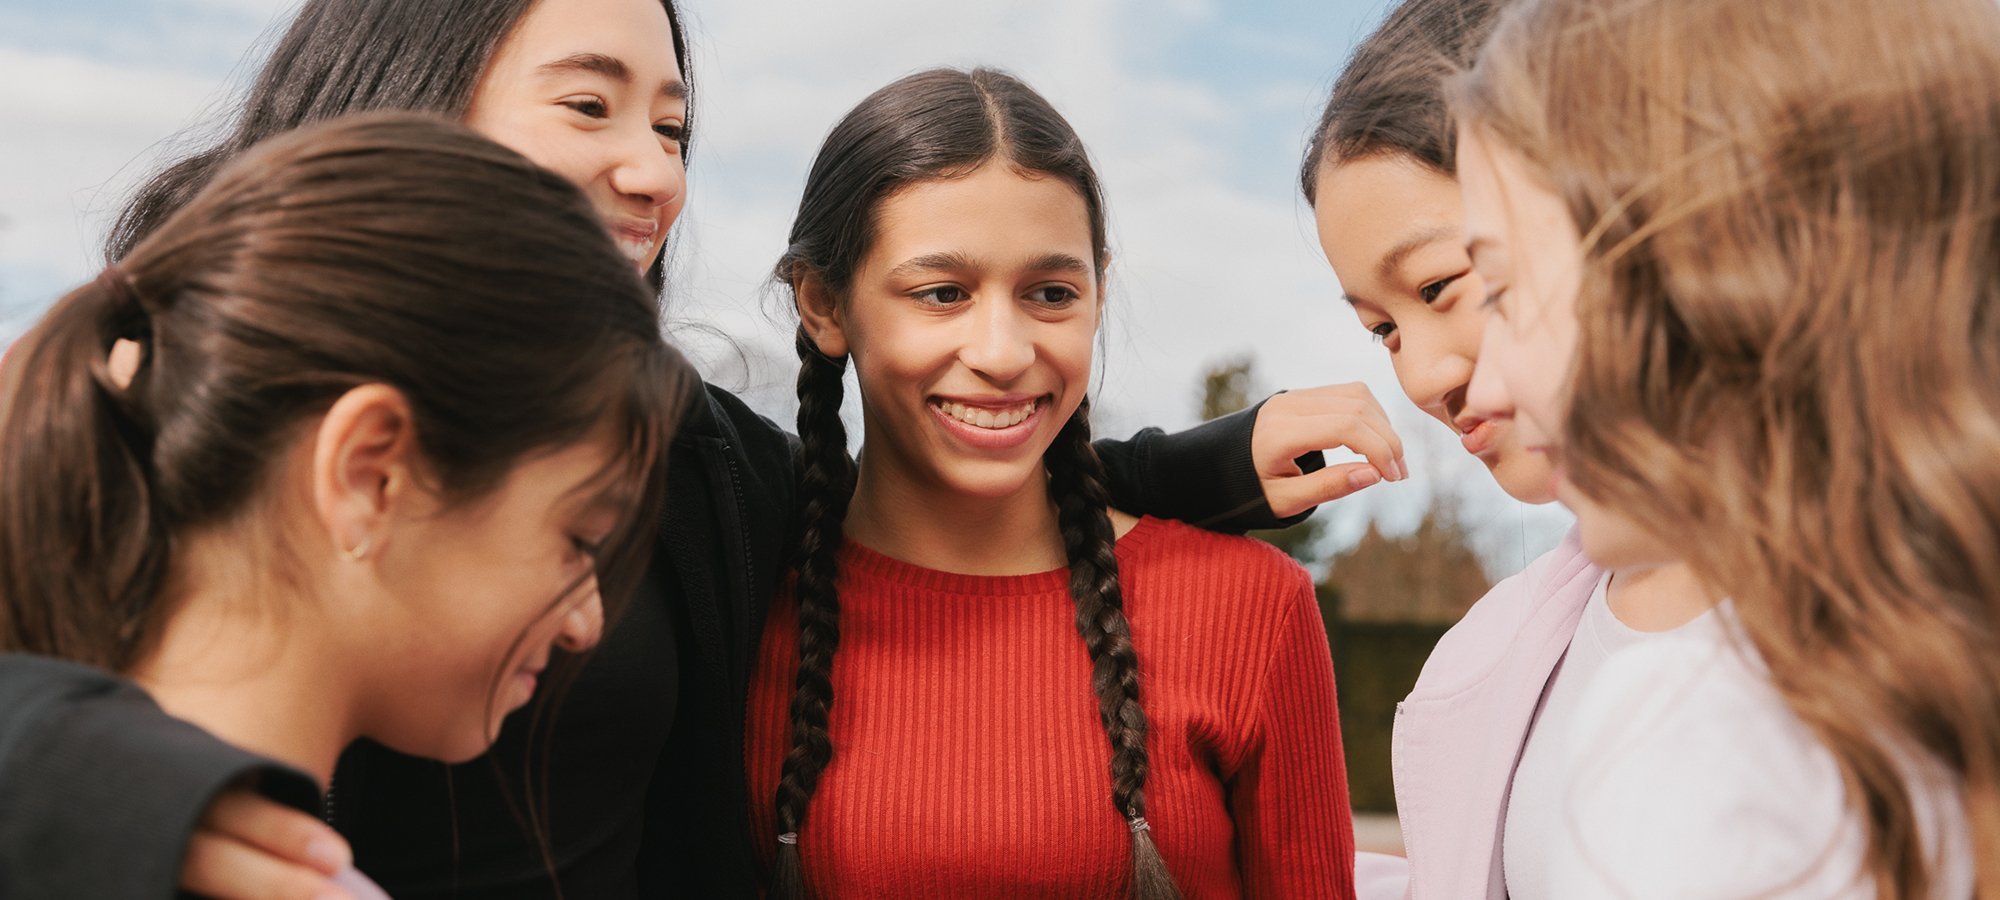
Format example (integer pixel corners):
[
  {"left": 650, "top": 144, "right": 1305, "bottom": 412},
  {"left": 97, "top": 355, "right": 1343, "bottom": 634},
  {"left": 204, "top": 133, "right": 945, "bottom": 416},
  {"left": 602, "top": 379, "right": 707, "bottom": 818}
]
[
  {"left": 614, "top": 235, "right": 656, "bottom": 267},
  {"left": 932, "top": 397, "right": 1043, "bottom": 429}
]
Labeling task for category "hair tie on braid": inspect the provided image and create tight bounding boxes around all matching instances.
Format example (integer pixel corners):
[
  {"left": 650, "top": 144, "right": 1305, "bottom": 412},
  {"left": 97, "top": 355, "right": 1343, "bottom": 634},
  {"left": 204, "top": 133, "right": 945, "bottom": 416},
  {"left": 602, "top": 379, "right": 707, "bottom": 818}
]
[
  {"left": 1127, "top": 817, "right": 1151, "bottom": 834},
  {"left": 778, "top": 832, "right": 799, "bottom": 846}
]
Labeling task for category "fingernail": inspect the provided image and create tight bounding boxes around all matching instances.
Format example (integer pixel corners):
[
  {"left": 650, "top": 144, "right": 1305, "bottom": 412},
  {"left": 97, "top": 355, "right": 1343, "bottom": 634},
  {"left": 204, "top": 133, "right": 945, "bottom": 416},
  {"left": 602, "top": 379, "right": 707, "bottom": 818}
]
[
  {"left": 1394, "top": 459, "right": 1410, "bottom": 481},
  {"left": 306, "top": 837, "right": 350, "bottom": 873},
  {"left": 1348, "top": 469, "right": 1381, "bottom": 490}
]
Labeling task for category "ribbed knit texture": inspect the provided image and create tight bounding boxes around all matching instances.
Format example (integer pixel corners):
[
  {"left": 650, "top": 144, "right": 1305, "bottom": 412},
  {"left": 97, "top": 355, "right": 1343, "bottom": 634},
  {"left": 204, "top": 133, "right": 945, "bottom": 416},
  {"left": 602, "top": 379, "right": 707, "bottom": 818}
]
[{"left": 746, "top": 516, "right": 1357, "bottom": 899}]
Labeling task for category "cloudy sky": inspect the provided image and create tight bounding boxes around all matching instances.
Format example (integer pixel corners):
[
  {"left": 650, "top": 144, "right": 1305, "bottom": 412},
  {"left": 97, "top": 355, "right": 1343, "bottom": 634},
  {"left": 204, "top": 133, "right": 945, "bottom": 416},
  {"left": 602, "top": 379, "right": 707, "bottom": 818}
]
[{"left": 0, "top": 0, "right": 1570, "bottom": 572}]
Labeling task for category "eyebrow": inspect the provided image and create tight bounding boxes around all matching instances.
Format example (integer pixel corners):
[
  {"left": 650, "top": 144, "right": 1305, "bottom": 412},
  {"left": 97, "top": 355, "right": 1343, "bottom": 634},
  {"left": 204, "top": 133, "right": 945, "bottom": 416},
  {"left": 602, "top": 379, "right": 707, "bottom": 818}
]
[
  {"left": 886, "top": 251, "right": 1092, "bottom": 280},
  {"left": 1374, "top": 225, "right": 1459, "bottom": 284},
  {"left": 536, "top": 52, "right": 690, "bottom": 101},
  {"left": 1341, "top": 225, "right": 1458, "bottom": 307}
]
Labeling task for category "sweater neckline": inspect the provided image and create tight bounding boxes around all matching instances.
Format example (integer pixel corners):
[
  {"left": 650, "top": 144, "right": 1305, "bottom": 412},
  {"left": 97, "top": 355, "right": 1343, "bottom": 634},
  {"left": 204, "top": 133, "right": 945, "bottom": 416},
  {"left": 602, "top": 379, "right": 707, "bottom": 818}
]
[{"left": 836, "top": 515, "right": 1167, "bottom": 596}]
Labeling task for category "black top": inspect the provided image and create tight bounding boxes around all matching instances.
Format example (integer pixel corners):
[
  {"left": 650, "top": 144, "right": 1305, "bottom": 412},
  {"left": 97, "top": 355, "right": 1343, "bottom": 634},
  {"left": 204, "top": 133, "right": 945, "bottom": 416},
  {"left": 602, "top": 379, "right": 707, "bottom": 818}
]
[
  {"left": 0, "top": 382, "right": 1308, "bottom": 897},
  {"left": 0, "top": 654, "right": 321, "bottom": 899}
]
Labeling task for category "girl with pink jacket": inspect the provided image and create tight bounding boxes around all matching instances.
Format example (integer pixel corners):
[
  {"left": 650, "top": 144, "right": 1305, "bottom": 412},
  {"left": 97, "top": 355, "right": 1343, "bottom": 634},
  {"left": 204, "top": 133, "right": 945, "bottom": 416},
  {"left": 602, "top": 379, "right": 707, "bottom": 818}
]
[{"left": 1301, "top": 1, "right": 1713, "bottom": 896}]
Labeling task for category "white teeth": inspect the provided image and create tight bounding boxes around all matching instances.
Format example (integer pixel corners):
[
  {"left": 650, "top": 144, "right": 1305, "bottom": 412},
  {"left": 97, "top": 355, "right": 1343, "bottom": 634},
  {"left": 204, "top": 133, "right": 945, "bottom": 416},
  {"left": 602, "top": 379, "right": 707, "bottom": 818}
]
[{"left": 937, "top": 399, "right": 1037, "bottom": 429}]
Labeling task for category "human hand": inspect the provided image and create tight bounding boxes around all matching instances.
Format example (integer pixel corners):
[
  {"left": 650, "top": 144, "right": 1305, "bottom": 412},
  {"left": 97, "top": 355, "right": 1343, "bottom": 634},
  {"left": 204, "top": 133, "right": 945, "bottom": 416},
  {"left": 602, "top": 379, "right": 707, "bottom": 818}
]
[
  {"left": 179, "top": 787, "right": 357, "bottom": 900},
  {"left": 1253, "top": 383, "right": 1407, "bottom": 519}
]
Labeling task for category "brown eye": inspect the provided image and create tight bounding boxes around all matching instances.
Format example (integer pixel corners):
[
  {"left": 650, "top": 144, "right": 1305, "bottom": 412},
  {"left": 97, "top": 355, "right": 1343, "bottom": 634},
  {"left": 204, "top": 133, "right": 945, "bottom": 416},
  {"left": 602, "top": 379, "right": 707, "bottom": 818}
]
[
  {"left": 914, "top": 286, "right": 967, "bottom": 306},
  {"left": 562, "top": 97, "right": 609, "bottom": 118},
  {"left": 1030, "top": 286, "right": 1079, "bottom": 307},
  {"left": 1419, "top": 274, "right": 1461, "bottom": 304}
]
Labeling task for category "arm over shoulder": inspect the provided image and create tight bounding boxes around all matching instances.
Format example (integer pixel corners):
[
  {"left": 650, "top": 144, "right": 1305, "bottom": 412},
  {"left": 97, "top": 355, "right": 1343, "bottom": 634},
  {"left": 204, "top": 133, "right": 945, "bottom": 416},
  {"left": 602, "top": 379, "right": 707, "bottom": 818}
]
[{"left": 1097, "top": 399, "right": 1319, "bottom": 535}]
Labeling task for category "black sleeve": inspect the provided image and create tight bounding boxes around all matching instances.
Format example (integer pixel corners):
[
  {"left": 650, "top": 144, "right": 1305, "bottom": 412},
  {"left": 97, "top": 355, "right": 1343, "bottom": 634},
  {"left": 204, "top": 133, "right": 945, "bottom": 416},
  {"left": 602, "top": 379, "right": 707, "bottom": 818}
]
[
  {"left": 0, "top": 654, "right": 320, "bottom": 898},
  {"left": 1094, "top": 396, "right": 1325, "bottom": 534}
]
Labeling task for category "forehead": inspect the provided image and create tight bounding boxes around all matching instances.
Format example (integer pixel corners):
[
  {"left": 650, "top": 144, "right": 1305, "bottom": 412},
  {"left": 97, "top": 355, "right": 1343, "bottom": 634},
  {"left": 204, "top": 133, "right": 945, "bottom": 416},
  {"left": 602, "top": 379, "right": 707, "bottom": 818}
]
[
  {"left": 1313, "top": 154, "right": 1464, "bottom": 289},
  {"left": 867, "top": 163, "right": 1096, "bottom": 268},
  {"left": 487, "top": 0, "right": 681, "bottom": 83}
]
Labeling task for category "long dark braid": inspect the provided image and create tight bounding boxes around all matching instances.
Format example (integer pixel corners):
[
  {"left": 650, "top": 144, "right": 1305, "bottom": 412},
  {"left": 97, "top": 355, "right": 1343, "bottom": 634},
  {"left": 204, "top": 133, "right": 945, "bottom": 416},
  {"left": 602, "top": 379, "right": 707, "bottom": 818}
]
[
  {"left": 1047, "top": 399, "right": 1184, "bottom": 900},
  {"left": 774, "top": 328, "right": 856, "bottom": 898}
]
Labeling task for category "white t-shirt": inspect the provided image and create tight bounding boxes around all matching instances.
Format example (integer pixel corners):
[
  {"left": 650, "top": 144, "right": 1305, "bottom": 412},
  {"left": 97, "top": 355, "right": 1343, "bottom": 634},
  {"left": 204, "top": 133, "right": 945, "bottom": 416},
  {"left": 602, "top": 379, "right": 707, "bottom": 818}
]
[
  {"left": 1547, "top": 608, "right": 1974, "bottom": 898},
  {"left": 1503, "top": 572, "right": 1718, "bottom": 898}
]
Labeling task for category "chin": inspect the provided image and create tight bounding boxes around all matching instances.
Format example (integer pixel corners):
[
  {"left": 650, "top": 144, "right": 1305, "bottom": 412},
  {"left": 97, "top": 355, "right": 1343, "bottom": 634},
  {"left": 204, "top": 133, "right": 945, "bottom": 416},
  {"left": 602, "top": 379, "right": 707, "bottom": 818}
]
[
  {"left": 933, "top": 456, "right": 1050, "bottom": 502},
  {"left": 1489, "top": 454, "right": 1559, "bottom": 506}
]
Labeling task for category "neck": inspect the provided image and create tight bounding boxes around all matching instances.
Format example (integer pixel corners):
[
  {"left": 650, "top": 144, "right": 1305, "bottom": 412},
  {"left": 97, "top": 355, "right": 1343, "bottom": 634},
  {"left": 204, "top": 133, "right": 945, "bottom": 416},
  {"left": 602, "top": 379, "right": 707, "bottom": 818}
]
[
  {"left": 125, "top": 532, "right": 356, "bottom": 786},
  {"left": 1605, "top": 561, "right": 1716, "bottom": 632},
  {"left": 844, "top": 448, "right": 1067, "bottom": 575}
]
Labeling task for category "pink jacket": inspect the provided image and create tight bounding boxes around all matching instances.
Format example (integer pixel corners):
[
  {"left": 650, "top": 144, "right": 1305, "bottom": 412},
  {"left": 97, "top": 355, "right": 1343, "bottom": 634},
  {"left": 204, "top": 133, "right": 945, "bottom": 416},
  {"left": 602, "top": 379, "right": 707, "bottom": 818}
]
[{"left": 1356, "top": 528, "right": 1601, "bottom": 900}]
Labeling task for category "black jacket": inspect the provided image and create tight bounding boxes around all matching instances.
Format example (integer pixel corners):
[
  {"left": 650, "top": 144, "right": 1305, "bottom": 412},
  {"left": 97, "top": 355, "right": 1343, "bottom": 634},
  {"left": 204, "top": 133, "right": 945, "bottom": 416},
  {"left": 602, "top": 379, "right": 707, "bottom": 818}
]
[
  {"left": 0, "top": 383, "right": 1305, "bottom": 897},
  {"left": 0, "top": 655, "right": 322, "bottom": 899}
]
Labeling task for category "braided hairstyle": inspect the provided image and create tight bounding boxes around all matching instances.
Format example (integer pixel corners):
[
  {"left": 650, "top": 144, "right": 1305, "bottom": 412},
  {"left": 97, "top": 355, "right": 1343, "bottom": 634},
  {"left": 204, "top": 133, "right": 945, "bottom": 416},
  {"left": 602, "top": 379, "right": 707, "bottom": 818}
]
[{"left": 768, "top": 67, "right": 1182, "bottom": 899}]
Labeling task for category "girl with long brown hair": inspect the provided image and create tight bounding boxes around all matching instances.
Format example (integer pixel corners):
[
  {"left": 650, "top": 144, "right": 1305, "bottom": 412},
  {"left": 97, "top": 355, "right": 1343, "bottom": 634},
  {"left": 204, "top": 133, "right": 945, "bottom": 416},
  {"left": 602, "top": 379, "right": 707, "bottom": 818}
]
[
  {"left": 0, "top": 112, "right": 695, "bottom": 897},
  {"left": 1455, "top": 0, "right": 1995, "bottom": 893},
  {"left": 1299, "top": 1, "right": 1716, "bottom": 896},
  {"left": 745, "top": 67, "right": 1358, "bottom": 899}
]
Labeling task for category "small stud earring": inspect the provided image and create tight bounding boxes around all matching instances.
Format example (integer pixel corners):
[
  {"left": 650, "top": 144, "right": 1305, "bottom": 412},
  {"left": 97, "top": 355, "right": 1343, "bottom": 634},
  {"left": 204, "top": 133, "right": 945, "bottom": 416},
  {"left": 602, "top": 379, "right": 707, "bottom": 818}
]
[{"left": 341, "top": 537, "right": 371, "bottom": 562}]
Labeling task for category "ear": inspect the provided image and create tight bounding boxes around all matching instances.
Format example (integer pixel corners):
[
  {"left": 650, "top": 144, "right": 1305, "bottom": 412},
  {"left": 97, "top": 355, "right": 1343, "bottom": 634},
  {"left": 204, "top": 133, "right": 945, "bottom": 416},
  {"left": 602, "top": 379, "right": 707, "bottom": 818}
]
[
  {"left": 310, "top": 384, "right": 421, "bottom": 561},
  {"left": 794, "top": 274, "right": 849, "bottom": 358}
]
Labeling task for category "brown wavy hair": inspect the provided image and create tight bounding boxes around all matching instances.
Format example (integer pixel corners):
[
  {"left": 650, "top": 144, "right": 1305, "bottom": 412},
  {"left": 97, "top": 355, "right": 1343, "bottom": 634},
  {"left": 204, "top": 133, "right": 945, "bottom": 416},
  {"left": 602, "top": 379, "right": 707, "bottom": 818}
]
[{"left": 1458, "top": 0, "right": 2000, "bottom": 894}]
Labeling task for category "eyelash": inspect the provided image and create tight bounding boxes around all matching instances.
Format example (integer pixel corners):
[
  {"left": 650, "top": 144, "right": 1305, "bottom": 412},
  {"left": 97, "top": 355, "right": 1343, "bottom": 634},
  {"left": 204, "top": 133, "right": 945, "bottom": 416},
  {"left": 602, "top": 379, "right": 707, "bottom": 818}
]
[
  {"left": 1030, "top": 285, "right": 1080, "bottom": 307},
  {"left": 913, "top": 285, "right": 1081, "bottom": 308},
  {"left": 1419, "top": 275, "right": 1460, "bottom": 304},
  {"left": 914, "top": 285, "right": 967, "bottom": 307},
  {"left": 561, "top": 97, "right": 688, "bottom": 147}
]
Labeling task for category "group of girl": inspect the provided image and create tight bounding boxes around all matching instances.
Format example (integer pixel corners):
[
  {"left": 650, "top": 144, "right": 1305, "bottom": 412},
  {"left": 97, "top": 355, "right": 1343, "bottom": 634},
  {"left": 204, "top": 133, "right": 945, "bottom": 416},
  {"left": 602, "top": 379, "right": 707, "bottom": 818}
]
[{"left": 0, "top": 0, "right": 1991, "bottom": 898}]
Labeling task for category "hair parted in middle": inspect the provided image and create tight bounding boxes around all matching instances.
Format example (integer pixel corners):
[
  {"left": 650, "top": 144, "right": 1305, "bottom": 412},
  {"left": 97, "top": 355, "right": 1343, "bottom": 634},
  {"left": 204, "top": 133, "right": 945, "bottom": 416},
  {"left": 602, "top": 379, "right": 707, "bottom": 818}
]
[{"left": 768, "top": 66, "right": 1182, "bottom": 900}]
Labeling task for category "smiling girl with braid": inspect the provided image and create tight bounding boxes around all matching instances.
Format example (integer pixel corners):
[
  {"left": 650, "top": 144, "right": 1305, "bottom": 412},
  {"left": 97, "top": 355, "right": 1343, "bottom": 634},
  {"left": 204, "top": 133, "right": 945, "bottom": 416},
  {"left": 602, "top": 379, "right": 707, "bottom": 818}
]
[{"left": 742, "top": 67, "right": 1358, "bottom": 899}]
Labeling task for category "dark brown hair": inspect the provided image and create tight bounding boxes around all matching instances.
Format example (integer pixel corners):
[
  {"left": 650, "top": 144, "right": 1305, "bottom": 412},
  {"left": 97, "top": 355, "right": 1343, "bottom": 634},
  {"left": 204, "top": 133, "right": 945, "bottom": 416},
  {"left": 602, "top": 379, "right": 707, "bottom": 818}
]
[
  {"left": 0, "top": 112, "right": 692, "bottom": 675},
  {"left": 769, "top": 68, "right": 1180, "bottom": 899},
  {"left": 1460, "top": 0, "right": 2000, "bottom": 893},
  {"left": 107, "top": 0, "right": 694, "bottom": 288},
  {"left": 1299, "top": 0, "right": 1504, "bottom": 202}
]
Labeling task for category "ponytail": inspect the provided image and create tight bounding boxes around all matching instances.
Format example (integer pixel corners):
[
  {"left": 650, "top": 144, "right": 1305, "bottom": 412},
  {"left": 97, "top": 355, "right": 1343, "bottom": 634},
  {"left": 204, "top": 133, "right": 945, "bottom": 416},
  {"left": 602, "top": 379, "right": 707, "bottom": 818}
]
[{"left": 0, "top": 267, "right": 170, "bottom": 668}]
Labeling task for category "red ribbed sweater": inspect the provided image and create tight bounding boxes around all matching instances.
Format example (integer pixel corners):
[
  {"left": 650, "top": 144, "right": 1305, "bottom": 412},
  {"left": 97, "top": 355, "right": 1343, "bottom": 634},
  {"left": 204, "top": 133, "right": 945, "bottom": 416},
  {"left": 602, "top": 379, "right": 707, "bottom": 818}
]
[{"left": 745, "top": 516, "right": 1357, "bottom": 898}]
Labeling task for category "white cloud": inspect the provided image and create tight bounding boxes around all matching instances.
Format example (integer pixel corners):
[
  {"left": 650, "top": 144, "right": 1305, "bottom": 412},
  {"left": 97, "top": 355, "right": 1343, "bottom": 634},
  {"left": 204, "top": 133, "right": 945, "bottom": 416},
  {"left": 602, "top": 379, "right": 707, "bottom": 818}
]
[{"left": 0, "top": 46, "right": 238, "bottom": 331}]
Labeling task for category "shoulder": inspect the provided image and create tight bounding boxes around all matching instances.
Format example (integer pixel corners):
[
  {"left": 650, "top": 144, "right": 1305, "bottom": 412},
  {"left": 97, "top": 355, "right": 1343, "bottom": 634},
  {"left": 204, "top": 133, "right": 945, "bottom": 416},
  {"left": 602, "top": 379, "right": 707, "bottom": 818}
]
[
  {"left": 1408, "top": 529, "right": 1600, "bottom": 700},
  {"left": 0, "top": 654, "right": 144, "bottom": 717},
  {"left": 1552, "top": 627, "right": 1871, "bottom": 897},
  {"left": 696, "top": 382, "right": 793, "bottom": 459},
  {"left": 1120, "top": 516, "right": 1315, "bottom": 599}
]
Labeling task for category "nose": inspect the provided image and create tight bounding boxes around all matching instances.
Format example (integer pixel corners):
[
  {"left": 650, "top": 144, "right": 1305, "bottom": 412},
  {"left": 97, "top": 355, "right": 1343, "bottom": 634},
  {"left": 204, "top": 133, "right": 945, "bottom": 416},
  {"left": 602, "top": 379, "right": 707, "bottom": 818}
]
[
  {"left": 606, "top": 125, "right": 684, "bottom": 212},
  {"left": 553, "top": 584, "right": 605, "bottom": 653},
  {"left": 1403, "top": 328, "right": 1479, "bottom": 421},
  {"left": 1465, "top": 314, "right": 1516, "bottom": 422},
  {"left": 959, "top": 295, "right": 1036, "bottom": 382}
]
